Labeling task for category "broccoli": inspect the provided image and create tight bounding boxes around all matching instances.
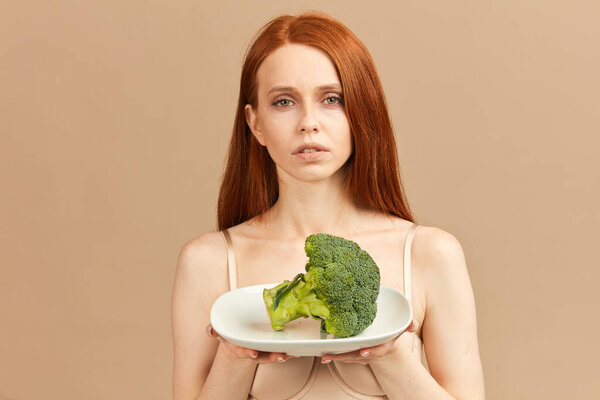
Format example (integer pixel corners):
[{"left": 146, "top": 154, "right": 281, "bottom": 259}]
[{"left": 263, "top": 233, "right": 380, "bottom": 338}]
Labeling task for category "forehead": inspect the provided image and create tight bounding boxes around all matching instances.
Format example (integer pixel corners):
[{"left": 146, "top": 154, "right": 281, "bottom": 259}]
[{"left": 256, "top": 43, "right": 341, "bottom": 94}]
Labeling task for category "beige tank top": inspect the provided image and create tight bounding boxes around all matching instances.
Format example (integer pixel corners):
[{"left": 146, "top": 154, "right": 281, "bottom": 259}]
[{"left": 220, "top": 224, "right": 427, "bottom": 400}]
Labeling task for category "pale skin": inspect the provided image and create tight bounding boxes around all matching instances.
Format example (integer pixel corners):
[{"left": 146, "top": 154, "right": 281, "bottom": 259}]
[{"left": 171, "top": 43, "right": 485, "bottom": 399}]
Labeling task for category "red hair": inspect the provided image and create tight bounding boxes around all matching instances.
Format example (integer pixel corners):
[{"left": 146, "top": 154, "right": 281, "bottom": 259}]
[{"left": 217, "top": 12, "right": 415, "bottom": 230}]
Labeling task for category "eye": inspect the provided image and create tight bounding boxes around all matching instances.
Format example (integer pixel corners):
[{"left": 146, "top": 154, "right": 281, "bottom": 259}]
[
  {"left": 273, "top": 98, "right": 293, "bottom": 107},
  {"left": 324, "top": 95, "right": 343, "bottom": 105}
]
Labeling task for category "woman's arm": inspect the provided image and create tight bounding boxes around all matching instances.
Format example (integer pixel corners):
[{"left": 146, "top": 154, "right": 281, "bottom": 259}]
[
  {"left": 171, "top": 233, "right": 258, "bottom": 400},
  {"left": 369, "top": 227, "right": 485, "bottom": 400}
]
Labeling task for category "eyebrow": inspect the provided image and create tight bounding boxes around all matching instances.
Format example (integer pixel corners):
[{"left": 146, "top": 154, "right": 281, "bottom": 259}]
[{"left": 266, "top": 84, "right": 342, "bottom": 95}]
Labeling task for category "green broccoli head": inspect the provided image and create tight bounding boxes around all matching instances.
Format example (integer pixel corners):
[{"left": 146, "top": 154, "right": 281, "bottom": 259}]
[{"left": 263, "top": 233, "right": 380, "bottom": 337}]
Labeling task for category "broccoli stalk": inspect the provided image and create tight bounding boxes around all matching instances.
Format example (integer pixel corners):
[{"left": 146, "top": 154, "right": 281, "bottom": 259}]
[
  {"left": 263, "top": 233, "right": 381, "bottom": 338},
  {"left": 263, "top": 272, "right": 330, "bottom": 330}
]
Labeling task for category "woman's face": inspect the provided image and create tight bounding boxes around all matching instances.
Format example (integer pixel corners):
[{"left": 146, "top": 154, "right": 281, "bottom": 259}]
[{"left": 245, "top": 43, "right": 353, "bottom": 183}]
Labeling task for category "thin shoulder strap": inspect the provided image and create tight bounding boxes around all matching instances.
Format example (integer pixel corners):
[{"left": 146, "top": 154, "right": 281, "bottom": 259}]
[
  {"left": 221, "top": 229, "right": 238, "bottom": 291},
  {"left": 403, "top": 223, "right": 420, "bottom": 304}
]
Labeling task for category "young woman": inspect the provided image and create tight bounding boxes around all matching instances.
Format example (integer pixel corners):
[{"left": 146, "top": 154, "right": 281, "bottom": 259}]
[{"left": 172, "top": 12, "right": 485, "bottom": 400}]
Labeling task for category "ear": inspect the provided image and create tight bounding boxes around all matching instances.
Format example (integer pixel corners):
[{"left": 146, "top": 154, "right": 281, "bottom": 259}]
[{"left": 245, "top": 104, "right": 266, "bottom": 146}]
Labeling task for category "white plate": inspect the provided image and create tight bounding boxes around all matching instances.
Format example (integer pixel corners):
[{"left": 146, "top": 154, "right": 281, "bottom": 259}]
[{"left": 210, "top": 283, "right": 412, "bottom": 357}]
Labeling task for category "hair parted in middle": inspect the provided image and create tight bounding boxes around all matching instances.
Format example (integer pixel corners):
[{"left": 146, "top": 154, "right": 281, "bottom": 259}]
[{"left": 217, "top": 11, "right": 415, "bottom": 230}]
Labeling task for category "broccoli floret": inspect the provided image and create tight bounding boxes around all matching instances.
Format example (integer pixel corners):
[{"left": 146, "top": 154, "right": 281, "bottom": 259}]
[{"left": 263, "top": 233, "right": 380, "bottom": 337}]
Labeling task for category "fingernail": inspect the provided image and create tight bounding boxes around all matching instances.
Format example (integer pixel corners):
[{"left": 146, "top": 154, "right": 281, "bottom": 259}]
[
  {"left": 277, "top": 357, "right": 285, "bottom": 363},
  {"left": 361, "top": 351, "right": 370, "bottom": 357},
  {"left": 321, "top": 359, "right": 331, "bottom": 364},
  {"left": 249, "top": 353, "right": 258, "bottom": 359},
  {"left": 205, "top": 326, "right": 213, "bottom": 336}
]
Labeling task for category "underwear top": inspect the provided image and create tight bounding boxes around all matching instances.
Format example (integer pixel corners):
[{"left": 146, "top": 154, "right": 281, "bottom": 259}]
[{"left": 220, "top": 223, "right": 427, "bottom": 400}]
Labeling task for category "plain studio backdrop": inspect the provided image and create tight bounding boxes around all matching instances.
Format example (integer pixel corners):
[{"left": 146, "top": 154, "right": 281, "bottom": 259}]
[{"left": 1, "top": 1, "right": 599, "bottom": 399}]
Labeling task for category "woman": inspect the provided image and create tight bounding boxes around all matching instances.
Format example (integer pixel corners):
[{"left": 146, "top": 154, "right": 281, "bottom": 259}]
[{"left": 171, "top": 12, "right": 485, "bottom": 400}]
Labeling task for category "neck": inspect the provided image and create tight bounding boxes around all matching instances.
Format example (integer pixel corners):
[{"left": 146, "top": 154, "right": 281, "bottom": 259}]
[{"left": 262, "top": 168, "right": 368, "bottom": 240}]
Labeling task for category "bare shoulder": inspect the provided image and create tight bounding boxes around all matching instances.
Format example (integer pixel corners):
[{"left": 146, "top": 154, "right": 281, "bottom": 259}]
[
  {"left": 413, "top": 225, "right": 463, "bottom": 252},
  {"left": 178, "top": 231, "right": 227, "bottom": 267},
  {"left": 175, "top": 231, "right": 229, "bottom": 296},
  {"left": 411, "top": 225, "right": 472, "bottom": 306},
  {"left": 412, "top": 225, "right": 466, "bottom": 274}
]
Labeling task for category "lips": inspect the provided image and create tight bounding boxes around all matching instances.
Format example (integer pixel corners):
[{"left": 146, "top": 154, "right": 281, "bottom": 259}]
[{"left": 292, "top": 142, "right": 330, "bottom": 154}]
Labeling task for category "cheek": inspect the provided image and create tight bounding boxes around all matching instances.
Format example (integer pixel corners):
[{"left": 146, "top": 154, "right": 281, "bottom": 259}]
[
  {"left": 266, "top": 140, "right": 289, "bottom": 159},
  {"left": 260, "top": 123, "right": 292, "bottom": 161},
  {"left": 260, "top": 114, "right": 299, "bottom": 153},
  {"left": 261, "top": 110, "right": 295, "bottom": 137},
  {"left": 335, "top": 119, "right": 352, "bottom": 153}
]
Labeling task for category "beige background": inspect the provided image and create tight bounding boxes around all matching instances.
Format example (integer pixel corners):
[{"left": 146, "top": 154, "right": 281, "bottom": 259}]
[{"left": 1, "top": 1, "right": 599, "bottom": 399}]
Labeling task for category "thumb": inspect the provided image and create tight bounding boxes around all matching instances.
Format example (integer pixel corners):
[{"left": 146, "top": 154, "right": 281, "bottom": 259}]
[
  {"left": 206, "top": 324, "right": 219, "bottom": 338},
  {"left": 406, "top": 320, "right": 418, "bottom": 333}
]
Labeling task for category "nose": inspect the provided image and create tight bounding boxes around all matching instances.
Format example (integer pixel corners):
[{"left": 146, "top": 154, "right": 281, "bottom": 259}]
[{"left": 299, "top": 105, "right": 319, "bottom": 134}]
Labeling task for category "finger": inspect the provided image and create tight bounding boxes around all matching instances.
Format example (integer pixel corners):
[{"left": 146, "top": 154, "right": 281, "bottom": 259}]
[
  {"left": 230, "top": 345, "right": 259, "bottom": 360},
  {"left": 250, "top": 350, "right": 300, "bottom": 364},
  {"left": 323, "top": 340, "right": 394, "bottom": 364},
  {"left": 358, "top": 342, "right": 389, "bottom": 359},
  {"left": 205, "top": 324, "right": 219, "bottom": 338},
  {"left": 241, "top": 349, "right": 259, "bottom": 360},
  {"left": 217, "top": 340, "right": 258, "bottom": 360},
  {"left": 253, "top": 352, "right": 287, "bottom": 364},
  {"left": 269, "top": 352, "right": 290, "bottom": 364},
  {"left": 235, "top": 349, "right": 298, "bottom": 363},
  {"left": 208, "top": 329, "right": 258, "bottom": 360},
  {"left": 404, "top": 320, "right": 418, "bottom": 333}
]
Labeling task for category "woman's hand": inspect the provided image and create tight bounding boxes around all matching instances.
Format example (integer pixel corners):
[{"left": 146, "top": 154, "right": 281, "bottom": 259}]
[
  {"left": 320, "top": 320, "right": 419, "bottom": 365},
  {"left": 206, "top": 324, "right": 298, "bottom": 364}
]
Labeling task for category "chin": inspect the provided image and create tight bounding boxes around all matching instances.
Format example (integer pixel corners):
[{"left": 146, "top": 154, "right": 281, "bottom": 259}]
[{"left": 277, "top": 165, "right": 347, "bottom": 184}]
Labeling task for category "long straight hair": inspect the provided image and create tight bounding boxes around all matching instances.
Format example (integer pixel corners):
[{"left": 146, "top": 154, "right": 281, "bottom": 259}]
[{"left": 217, "top": 12, "right": 415, "bottom": 230}]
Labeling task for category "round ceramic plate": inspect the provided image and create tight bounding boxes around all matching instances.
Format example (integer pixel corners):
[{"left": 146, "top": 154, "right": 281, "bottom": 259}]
[{"left": 210, "top": 283, "right": 412, "bottom": 356}]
